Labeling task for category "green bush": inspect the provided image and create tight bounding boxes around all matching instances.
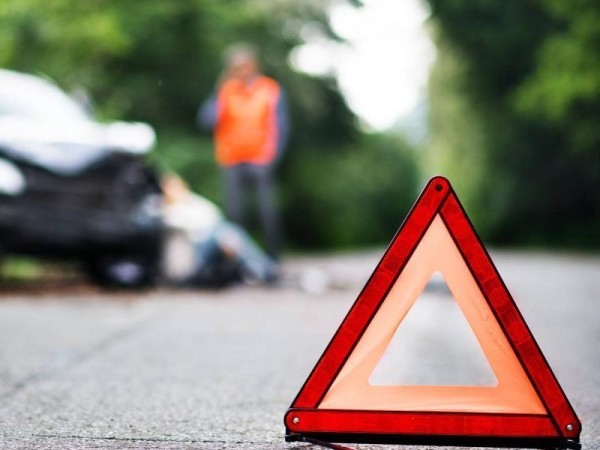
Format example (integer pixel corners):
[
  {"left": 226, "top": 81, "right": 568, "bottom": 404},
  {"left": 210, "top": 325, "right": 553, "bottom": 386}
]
[{"left": 282, "top": 135, "right": 419, "bottom": 249}]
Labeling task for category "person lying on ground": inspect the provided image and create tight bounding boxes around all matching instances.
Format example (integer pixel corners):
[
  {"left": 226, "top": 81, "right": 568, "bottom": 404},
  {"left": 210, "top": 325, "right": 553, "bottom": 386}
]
[{"left": 161, "top": 174, "right": 279, "bottom": 287}]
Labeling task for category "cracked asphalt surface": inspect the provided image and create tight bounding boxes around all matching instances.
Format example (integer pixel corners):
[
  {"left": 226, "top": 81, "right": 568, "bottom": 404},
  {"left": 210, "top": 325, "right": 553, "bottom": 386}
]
[{"left": 0, "top": 250, "right": 598, "bottom": 449}]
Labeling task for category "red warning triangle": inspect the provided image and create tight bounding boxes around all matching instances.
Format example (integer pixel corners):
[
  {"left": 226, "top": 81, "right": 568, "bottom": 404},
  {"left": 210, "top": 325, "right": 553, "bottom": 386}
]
[{"left": 285, "top": 177, "right": 580, "bottom": 449}]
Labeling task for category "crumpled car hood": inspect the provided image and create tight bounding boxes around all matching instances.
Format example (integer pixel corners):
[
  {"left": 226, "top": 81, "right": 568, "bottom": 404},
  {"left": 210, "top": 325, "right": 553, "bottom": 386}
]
[{"left": 0, "top": 117, "right": 155, "bottom": 175}]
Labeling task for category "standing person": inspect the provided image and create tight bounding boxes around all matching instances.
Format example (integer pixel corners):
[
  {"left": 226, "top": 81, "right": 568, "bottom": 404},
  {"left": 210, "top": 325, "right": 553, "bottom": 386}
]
[{"left": 198, "top": 43, "right": 289, "bottom": 259}]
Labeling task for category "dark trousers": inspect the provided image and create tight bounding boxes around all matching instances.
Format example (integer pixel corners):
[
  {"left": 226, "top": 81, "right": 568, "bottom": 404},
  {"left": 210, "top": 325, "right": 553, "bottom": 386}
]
[{"left": 223, "top": 163, "right": 280, "bottom": 258}]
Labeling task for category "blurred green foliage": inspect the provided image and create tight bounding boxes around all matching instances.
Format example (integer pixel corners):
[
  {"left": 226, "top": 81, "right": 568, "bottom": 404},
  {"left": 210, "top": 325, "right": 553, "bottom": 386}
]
[
  {"left": 425, "top": 0, "right": 600, "bottom": 247},
  {"left": 282, "top": 134, "right": 419, "bottom": 249},
  {"left": 1, "top": 0, "right": 597, "bottom": 250},
  {"left": 0, "top": 0, "right": 420, "bottom": 249},
  {"left": 0, "top": 257, "right": 42, "bottom": 280}
]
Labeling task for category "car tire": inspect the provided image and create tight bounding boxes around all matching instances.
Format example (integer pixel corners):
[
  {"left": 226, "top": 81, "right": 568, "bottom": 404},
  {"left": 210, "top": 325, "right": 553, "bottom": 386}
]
[{"left": 86, "top": 253, "right": 159, "bottom": 289}]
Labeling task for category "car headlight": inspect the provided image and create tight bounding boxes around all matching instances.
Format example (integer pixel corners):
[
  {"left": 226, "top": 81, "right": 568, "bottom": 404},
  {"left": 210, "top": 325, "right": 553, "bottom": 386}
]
[{"left": 0, "top": 157, "right": 25, "bottom": 195}]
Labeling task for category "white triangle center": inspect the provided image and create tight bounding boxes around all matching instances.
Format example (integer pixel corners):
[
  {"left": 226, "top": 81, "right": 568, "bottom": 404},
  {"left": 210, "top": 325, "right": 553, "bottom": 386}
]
[{"left": 369, "top": 272, "right": 498, "bottom": 386}]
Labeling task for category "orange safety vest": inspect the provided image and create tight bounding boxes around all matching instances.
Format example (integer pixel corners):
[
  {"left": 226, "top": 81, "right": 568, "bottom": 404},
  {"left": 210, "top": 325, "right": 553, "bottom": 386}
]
[{"left": 214, "top": 76, "right": 280, "bottom": 166}]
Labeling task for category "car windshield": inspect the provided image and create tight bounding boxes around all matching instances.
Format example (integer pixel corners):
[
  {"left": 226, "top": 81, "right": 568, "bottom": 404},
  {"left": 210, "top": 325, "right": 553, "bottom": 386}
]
[{"left": 0, "top": 72, "right": 92, "bottom": 121}]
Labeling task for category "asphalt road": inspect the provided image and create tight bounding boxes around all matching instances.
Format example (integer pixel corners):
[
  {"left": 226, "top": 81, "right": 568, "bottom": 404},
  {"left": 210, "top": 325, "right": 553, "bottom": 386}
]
[{"left": 0, "top": 250, "right": 598, "bottom": 449}]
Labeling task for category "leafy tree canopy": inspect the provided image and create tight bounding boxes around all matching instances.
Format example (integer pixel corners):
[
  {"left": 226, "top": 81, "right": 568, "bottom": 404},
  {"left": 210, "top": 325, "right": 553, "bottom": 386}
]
[
  {"left": 425, "top": 0, "right": 600, "bottom": 247},
  {"left": 0, "top": 0, "right": 418, "bottom": 249}
]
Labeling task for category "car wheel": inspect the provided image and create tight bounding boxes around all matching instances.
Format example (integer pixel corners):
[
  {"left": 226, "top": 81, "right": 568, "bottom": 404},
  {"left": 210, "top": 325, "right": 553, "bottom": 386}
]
[{"left": 86, "top": 254, "right": 159, "bottom": 289}]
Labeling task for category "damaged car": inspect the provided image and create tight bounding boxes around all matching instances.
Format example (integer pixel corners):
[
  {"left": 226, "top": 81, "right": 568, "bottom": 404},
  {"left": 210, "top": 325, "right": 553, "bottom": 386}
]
[{"left": 0, "top": 69, "right": 163, "bottom": 287}]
